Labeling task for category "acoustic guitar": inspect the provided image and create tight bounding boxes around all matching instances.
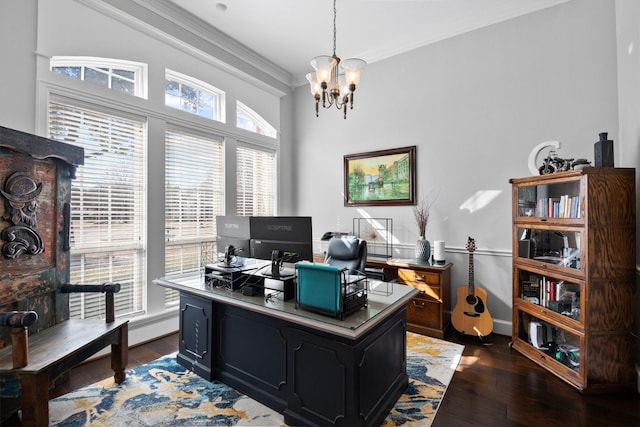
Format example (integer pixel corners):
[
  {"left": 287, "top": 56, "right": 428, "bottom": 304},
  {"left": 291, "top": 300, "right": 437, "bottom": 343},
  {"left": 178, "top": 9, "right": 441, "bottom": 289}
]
[{"left": 451, "top": 237, "right": 493, "bottom": 337}]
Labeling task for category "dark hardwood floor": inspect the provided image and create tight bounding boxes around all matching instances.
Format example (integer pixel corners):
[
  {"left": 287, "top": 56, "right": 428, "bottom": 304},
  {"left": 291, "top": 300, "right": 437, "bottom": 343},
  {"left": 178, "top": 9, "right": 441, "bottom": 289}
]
[
  {"left": 4, "top": 330, "right": 639, "bottom": 426},
  {"left": 437, "top": 332, "right": 640, "bottom": 427}
]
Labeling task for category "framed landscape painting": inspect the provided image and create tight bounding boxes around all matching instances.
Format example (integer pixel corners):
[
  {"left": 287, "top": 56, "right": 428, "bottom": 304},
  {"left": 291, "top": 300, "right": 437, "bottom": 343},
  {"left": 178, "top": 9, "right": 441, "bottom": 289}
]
[{"left": 344, "top": 146, "right": 416, "bottom": 207}]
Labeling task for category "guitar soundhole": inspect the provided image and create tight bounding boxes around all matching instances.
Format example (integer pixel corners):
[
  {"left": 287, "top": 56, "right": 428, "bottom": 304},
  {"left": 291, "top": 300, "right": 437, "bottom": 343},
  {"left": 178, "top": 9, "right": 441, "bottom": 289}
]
[{"left": 465, "top": 294, "right": 486, "bottom": 314}]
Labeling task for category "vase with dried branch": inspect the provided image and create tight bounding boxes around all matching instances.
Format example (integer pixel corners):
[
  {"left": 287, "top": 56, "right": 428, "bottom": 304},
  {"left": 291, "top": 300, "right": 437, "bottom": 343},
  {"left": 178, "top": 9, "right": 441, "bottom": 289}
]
[{"left": 413, "top": 196, "right": 432, "bottom": 261}]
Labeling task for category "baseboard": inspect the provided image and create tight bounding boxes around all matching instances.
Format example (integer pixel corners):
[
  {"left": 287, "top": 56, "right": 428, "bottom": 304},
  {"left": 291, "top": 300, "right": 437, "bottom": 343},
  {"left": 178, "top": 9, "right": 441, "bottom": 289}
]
[
  {"left": 128, "top": 309, "right": 179, "bottom": 346},
  {"left": 83, "top": 308, "right": 179, "bottom": 362},
  {"left": 491, "top": 318, "right": 511, "bottom": 337}
]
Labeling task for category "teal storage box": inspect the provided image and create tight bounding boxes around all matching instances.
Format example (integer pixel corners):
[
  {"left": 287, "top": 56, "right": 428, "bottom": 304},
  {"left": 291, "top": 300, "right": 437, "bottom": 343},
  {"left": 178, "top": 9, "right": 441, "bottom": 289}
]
[{"left": 295, "top": 262, "right": 367, "bottom": 319}]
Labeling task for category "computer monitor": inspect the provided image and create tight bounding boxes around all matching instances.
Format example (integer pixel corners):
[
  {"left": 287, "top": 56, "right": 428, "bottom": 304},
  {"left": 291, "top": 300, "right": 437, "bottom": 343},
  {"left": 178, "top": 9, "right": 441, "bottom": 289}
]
[
  {"left": 249, "top": 216, "right": 313, "bottom": 261},
  {"left": 249, "top": 216, "right": 313, "bottom": 277},
  {"left": 215, "top": 216, "right": 251, "bottom": 267},
  {"left": 214, "top": 215, "right": 313, "bottom": 274}
]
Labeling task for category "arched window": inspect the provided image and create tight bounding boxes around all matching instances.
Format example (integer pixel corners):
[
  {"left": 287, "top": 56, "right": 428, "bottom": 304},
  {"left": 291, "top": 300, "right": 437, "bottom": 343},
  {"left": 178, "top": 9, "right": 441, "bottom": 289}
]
[
  {"left": 165, "top": 69, "right": 226, "bottom": 122},
  {"left": 236, "top": 101, "right": 277, "bottom": 139},
  {"left": 50, "top": 56, "right": 147, "bottom": 98}
]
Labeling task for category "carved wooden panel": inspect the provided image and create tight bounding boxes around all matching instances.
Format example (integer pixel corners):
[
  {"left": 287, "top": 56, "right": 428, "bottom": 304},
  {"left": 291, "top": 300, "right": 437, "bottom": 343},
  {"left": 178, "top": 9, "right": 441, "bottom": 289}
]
[
  {"left": 0, "top": 127, "right": 83, "bottom": 348},
  {"left": 0, "top": 160, "right": 57, "bottom": 296}
]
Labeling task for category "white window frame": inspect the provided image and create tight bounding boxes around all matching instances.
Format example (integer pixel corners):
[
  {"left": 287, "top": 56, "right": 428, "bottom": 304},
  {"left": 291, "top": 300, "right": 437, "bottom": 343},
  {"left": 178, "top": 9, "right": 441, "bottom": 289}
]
[
  {"left": 165, "top": 69, "right": 226, "bottom": 123},
  {"left": 50, "top": 56, "right": 148, "bottom": 99}
]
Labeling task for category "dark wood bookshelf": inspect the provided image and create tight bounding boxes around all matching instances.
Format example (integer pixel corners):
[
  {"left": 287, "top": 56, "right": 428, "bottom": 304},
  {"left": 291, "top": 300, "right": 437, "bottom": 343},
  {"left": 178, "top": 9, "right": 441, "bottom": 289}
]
[{"left": 510, "top": 168, "right": 636, "bottom": 393}]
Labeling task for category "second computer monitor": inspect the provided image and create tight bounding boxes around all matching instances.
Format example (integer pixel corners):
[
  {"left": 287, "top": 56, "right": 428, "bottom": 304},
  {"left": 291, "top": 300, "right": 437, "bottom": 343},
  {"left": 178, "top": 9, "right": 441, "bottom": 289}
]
[{"left": 249, "top": 216, "right": 313, "bottom": 263}]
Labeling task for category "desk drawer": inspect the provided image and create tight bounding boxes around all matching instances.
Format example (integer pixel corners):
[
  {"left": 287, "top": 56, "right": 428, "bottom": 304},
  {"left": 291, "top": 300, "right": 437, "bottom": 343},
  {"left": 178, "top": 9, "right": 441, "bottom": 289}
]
[
  {"left": 398, "top": 268, "right": 441, "bottom": 300},
  {"left": 407, "top": 296, "right": 441, "bottom": 330}
]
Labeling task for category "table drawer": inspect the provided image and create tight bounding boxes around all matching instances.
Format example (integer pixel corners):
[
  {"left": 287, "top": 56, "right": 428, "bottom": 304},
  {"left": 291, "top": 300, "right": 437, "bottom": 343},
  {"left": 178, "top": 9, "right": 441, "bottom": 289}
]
[
  {"left": 407, "top": 296, "right": 441, "bottom": 330},
  {"left": 398, "top": 268, "right": 441, "bottom": 300},
  {"left": 398, "top": 268, "right": 441, "bottom": 286}
]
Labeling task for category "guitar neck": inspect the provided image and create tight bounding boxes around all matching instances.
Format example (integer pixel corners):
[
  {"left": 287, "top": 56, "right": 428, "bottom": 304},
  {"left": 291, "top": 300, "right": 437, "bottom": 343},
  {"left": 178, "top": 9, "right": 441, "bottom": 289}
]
[{"left": 468, "top": 252, "right": 475, "bottom": 295}]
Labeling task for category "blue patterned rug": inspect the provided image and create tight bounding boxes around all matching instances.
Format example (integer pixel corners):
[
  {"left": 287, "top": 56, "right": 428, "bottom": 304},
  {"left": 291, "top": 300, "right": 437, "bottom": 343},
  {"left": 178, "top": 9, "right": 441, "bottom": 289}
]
[{"left": 49, "top": 333, "right": 463, "bottom": 426}]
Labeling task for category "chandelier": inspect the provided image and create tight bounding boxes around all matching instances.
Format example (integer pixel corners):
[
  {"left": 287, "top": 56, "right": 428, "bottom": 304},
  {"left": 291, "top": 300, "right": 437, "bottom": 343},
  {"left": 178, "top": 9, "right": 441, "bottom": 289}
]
[{"left": 306, "top": 0, "right": 366, "bottom": 119}]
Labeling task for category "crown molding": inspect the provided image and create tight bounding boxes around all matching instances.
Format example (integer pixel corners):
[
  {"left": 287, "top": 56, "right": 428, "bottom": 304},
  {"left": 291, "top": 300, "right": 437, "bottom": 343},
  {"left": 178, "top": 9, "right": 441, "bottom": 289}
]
[{"left": 74, "top": 0, "right": 292, "bottom": 95}]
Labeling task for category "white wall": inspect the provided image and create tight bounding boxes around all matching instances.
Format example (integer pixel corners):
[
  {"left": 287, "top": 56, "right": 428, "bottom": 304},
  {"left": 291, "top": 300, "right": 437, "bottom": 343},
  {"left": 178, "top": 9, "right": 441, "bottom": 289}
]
[
  {"left": 614, "top": 0, "right": 640, "bottom": 375},
  {"left": 616, "top": 0, "right": 640, "bottom": 248},
  {"left": 293, "top": 0, "right": 622, "bottom": 335},
  {"left": 0, "top": 0, "right": 38, "bottom": 134}
]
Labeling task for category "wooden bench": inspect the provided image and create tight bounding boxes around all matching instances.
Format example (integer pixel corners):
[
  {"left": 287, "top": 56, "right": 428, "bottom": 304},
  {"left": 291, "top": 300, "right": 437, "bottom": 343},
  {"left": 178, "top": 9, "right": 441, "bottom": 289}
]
[{"left": 0, "top": 283, "right": 128, "bottom": 427}]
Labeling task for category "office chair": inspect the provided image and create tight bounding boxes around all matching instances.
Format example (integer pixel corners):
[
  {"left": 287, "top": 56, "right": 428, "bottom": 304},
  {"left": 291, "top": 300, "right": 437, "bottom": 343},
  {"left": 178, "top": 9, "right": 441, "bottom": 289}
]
[{"left": 324, "top": 235, "right": 367, "bottom": 274}]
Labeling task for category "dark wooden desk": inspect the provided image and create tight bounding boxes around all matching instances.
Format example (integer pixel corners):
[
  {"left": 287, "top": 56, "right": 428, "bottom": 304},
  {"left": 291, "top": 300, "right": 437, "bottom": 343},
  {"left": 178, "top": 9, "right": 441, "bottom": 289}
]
[
  {"left": 154, "top": 272, "right": 417, "bottom": 427},
  {"left": 367, "top": 258, "right": 452, "bottom": 338}
]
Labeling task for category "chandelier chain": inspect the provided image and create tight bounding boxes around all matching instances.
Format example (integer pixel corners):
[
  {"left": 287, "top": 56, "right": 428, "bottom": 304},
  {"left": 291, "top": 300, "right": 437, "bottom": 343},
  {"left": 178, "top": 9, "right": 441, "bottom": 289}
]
[{"left": 332, "top": 0, "right": 337, "bottom": 56}]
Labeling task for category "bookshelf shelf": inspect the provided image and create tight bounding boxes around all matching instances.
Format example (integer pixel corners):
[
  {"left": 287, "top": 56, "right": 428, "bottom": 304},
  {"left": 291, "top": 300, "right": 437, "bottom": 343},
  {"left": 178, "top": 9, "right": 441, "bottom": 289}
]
[{"left": 509, "top": 167, "right": 636, "bottom": 393}]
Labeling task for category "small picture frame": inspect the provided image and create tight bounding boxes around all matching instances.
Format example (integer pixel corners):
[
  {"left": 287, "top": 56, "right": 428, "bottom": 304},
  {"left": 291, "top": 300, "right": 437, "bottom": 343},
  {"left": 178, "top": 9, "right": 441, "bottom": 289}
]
[{"left": 343, "top": 146, "right": 416, "bottom": 207}]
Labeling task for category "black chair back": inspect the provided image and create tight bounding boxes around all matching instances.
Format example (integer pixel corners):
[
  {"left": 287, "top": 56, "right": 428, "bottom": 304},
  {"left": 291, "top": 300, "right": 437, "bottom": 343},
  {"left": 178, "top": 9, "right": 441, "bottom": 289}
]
[{"left": 324, "top": 235, "right": 367, "bottom": 274}]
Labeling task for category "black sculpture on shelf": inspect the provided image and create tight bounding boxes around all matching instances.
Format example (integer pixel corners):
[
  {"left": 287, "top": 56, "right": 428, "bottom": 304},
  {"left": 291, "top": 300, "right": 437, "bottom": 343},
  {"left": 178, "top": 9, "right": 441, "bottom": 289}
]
[{"left": 538, "top": 150, "right": 591, "bottom": 175}]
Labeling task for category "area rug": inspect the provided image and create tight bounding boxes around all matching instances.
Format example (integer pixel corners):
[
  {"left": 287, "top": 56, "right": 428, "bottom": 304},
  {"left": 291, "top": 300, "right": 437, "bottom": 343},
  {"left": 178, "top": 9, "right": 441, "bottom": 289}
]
[{"left": 49, "top": 332, "right": 463, "bottom": 426}]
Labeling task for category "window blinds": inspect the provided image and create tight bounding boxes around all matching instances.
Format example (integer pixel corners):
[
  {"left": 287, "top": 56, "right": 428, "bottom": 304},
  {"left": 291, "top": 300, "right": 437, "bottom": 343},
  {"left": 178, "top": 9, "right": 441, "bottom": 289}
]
[
  {"left": 48, "top": 101, "right": 146, "bottom": 320},
  {"left": 164, "top": 131, "right": 224, "bottom": 304},
  {"left": 236, "top": 145, "right": 276, "bottom": 216}
]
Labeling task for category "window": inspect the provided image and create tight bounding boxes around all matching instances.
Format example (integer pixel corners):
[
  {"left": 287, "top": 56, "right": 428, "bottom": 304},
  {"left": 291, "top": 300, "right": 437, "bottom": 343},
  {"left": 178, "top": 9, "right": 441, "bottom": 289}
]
[
  {"left": 165, "top": 131, "right": 224, "bottom": 283},
  {"left": 50, "top": 57, "right": 147, "bottom": 98},
  {"left": 43, "top": 54, "right": 280, "bottom": 335},
  {"left": 165, "top": 69, "right": 225, "bottom": 122},
  {"left": 236, "top": 145, "right": 277, "bottom": 216},
  {"left": 48, "top": 101, "right": 146, "bottom": 320},
  {"left": 236, "top": 101, "right": 277, "bottom": 138}
]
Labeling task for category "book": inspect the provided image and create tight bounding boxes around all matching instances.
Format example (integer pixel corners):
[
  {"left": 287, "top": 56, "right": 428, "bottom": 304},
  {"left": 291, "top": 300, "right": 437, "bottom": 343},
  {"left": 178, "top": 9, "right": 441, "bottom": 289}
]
[
  {"left": 536, "top": 195, "right": 581, "bottom": 218},
  {"left": 522, "top": 280, "right": 540, "bottom": 304}
]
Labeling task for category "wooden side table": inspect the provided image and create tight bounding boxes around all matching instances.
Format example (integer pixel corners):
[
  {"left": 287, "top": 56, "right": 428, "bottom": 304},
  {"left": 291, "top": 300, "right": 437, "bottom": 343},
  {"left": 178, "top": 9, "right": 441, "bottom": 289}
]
[{"left": 367, "top": 259, "right": 452, "bottom": 338}]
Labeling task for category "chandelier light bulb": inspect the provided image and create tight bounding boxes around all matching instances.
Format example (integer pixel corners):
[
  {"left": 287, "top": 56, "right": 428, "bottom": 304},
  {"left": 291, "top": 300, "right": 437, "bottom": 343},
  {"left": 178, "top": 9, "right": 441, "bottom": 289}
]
[
  {"left": 305, "top": 73, "right": 321, "bottom": 96},
  {"left": 311, "top": 56, "right": 337, "bottom": 85},
  {"left": 340, "top": 58, "right": 366, "bottom": 86}
]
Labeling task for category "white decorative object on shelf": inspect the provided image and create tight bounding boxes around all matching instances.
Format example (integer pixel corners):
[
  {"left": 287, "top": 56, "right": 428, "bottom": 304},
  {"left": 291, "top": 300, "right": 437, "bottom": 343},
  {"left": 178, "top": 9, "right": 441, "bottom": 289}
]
[{"left": 433, "top": 240, "right": 445, "bottom": 263}]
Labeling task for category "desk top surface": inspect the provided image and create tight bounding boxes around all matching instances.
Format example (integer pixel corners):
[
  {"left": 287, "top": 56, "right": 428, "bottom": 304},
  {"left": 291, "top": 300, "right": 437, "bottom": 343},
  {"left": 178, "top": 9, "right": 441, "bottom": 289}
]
[{"left": 154, "top": 270, "right": 417, "bottom": 339}]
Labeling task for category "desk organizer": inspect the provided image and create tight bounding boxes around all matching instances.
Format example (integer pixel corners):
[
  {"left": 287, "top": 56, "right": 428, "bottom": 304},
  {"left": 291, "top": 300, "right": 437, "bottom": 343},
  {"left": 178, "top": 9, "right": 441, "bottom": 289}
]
[{"left": 295, "top": 263, "right": 367, "bottom": 319}]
